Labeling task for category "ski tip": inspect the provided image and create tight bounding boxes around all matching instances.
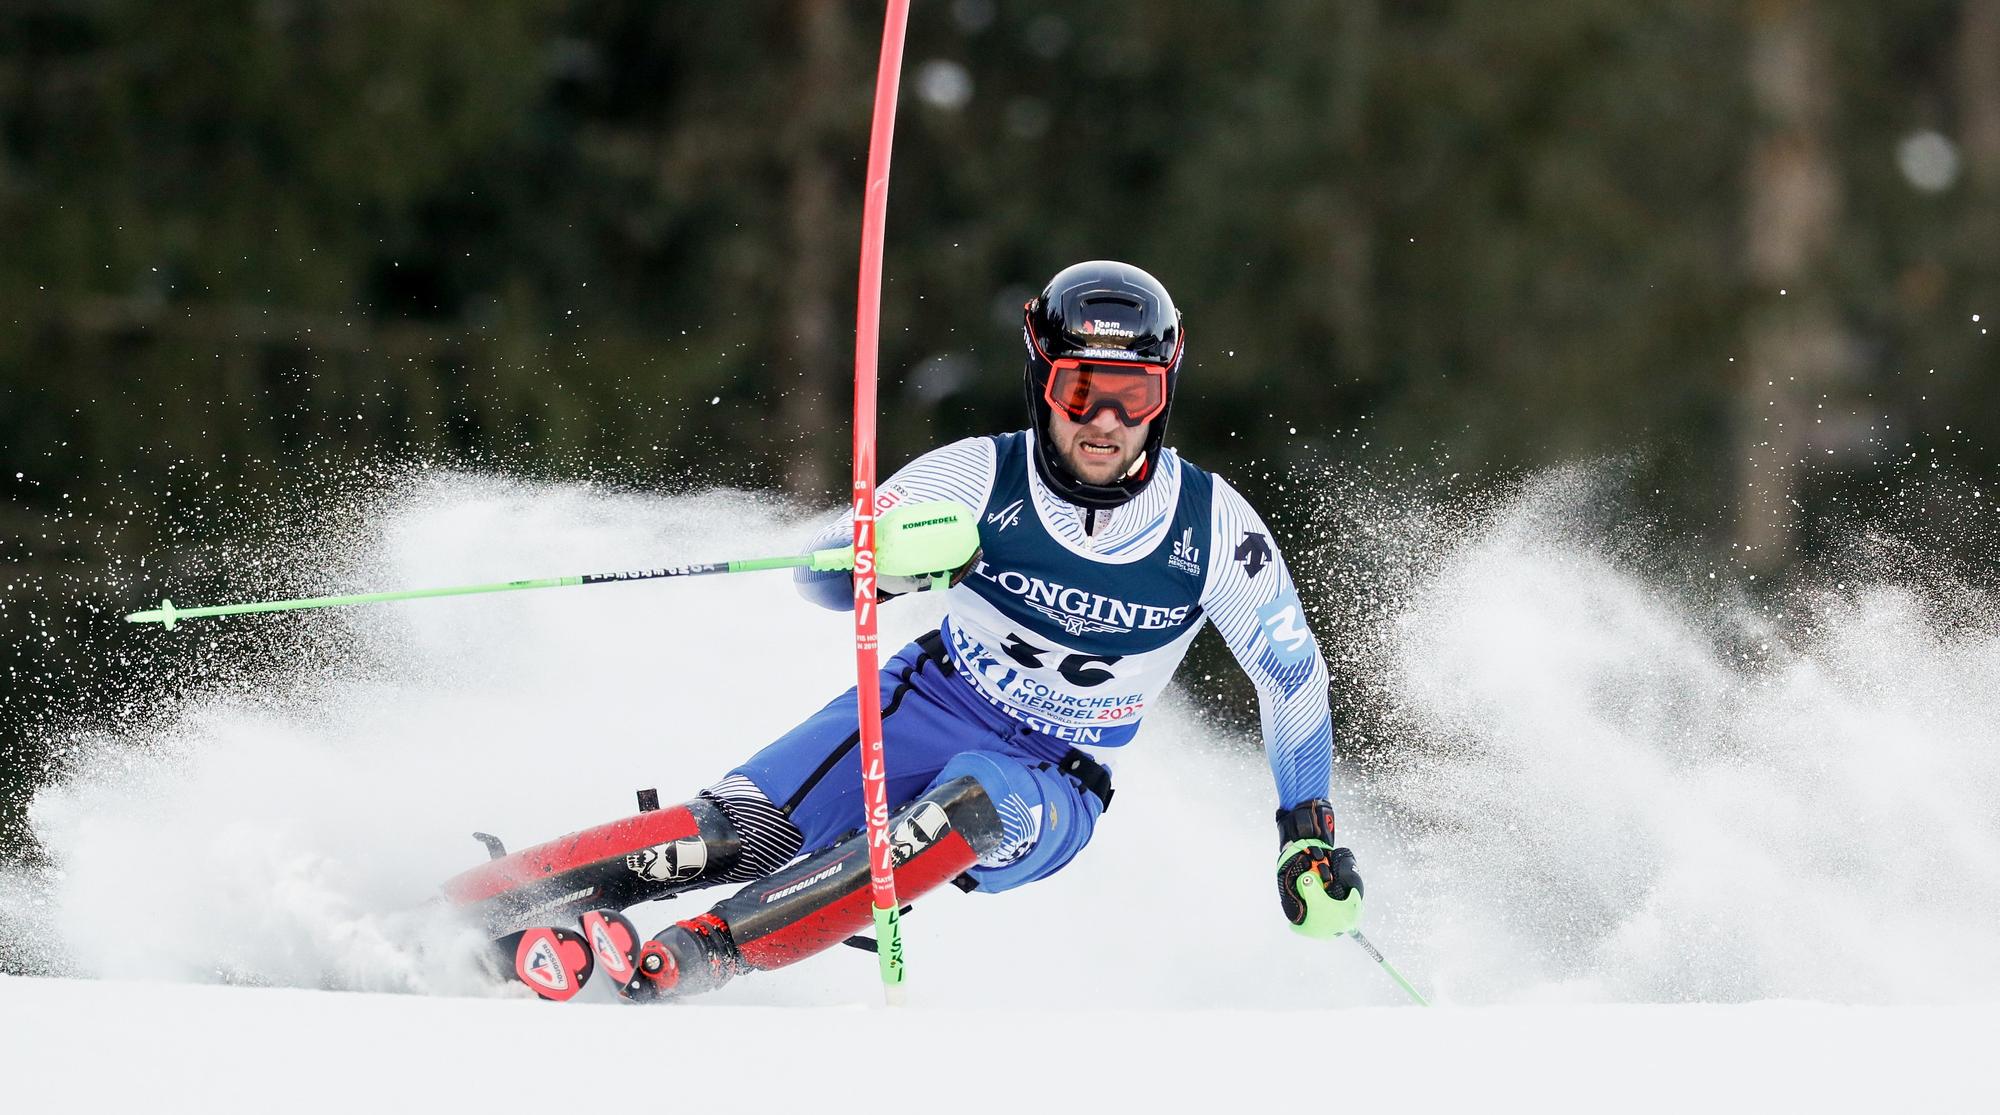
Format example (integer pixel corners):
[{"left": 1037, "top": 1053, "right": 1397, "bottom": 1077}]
[
  {"left": 580, "top": 909, "right": 643, "bottom": 988},
  {"left": 503, "top": 926, "right": 595, "bottom": 1002}
]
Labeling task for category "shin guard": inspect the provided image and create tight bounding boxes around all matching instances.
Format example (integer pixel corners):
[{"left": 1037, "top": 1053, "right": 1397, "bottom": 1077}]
[
  {"left": 624, "top": 775, "right": 1003, "bottom": 1000},
  {"left": 442, "top": 798, "right": 743, "bottom": 935}
]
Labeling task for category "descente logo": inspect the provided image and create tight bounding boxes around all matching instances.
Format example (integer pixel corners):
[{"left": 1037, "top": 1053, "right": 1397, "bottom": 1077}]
[{"left": 974, "top": 564, "right": 1192, "bottom": 633}]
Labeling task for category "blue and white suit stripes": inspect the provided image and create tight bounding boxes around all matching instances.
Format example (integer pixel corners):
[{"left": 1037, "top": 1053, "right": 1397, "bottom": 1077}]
[{"left": 1198, "top": 474, "right": 1335, "bottom": 808}]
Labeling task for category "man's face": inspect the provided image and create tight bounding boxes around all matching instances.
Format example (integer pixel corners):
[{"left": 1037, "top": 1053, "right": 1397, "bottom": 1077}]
[{"left": 1047, "top": 405, "right": 1150, "bottom": 487}]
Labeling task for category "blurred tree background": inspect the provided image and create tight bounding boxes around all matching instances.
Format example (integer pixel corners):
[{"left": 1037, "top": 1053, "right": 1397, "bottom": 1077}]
[{"left": 2, "top": 0, "right": 1996, "bottom": 851}]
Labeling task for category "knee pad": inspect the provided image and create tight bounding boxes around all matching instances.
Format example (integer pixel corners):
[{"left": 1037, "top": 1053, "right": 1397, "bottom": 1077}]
[
  {"left": 699, "top": 775, "right": 1004, "bottom": 978},
  {"left": 442, "top": 796, "right": 745, "bottom": 935},
  {"left": 932, "top": 750, "right": 1102, "bottom": 894}
]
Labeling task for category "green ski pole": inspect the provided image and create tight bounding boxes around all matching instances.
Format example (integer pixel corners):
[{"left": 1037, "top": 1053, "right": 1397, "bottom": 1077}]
[
  {"left": 1348, "top": 929, "right": 1431, "bottom": 1006},
  {"left": 125, "top": 554, "right": 820, "bottom": 631},
  {"left": 127, "top": 500, "right": 979, "bottom": 631}
]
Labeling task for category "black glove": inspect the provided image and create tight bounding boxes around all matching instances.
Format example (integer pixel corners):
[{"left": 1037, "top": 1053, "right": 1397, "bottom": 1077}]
[
  {"left": 1275, "top": 799, "right": 1364, "bottom": 937},
  {"left": 878, "top": 547, "right": 980, "bottom": 600}
]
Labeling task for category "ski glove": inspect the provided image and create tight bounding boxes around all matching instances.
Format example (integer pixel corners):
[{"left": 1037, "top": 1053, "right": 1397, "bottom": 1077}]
[
  {"left": 876, "top": 500, "right": 981, "bottom": 600},
  {"left": 1276, "top": 799, "right": 1363, "bottom": 939},
  {"left": 878, "top": 548, "right": 980, "bottom": 600}
]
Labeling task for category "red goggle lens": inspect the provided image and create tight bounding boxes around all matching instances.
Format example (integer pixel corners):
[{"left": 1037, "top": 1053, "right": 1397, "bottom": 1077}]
[{"left": 1043, "top": 360, "right": 1168, "bottom": 427}]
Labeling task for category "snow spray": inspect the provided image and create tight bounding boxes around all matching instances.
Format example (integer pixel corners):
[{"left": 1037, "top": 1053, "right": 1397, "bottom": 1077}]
[{"left": 4, "top": 463, "right": 1998, "bottom": 1007}]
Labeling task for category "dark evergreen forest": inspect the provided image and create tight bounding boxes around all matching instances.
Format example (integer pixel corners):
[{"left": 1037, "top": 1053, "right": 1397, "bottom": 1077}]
[{"left": 3, "top": 1, "right": 1996, "bottom": 853}]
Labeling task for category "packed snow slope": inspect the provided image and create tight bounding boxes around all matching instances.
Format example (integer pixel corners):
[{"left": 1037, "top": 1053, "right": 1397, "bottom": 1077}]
[
  {"left": 4, "top": 466, "right": 1999, "bottom": 1106},
  {"left": 2, "top": 974, "right": 1993, "bottom": 1112}
]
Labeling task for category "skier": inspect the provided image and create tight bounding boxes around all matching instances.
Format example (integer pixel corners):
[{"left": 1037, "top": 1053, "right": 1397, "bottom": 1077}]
[{"left": 444, "top": 260, "right": 1363, "bottom": 1001}]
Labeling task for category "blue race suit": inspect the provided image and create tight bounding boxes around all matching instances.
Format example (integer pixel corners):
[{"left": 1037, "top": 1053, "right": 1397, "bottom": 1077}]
[{"left": 729, "top": 430, "right": 1333, "bottom": 893}]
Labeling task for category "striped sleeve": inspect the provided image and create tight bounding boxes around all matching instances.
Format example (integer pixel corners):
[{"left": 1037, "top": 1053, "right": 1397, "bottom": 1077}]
[
  {"left": 794, "top": 437, "right": 998, "bottom": 609},
  {"left": 1200, "top": 475, "right": 1335, "bottom": 809}
]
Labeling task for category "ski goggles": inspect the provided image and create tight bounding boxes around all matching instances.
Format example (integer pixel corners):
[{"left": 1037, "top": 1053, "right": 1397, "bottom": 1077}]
[{"left": 1042, "top": 358, "right": 1170, "bottom": 427}]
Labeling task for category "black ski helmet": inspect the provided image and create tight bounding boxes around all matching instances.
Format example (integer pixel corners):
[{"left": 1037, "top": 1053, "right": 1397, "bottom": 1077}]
[{"left": 1022, "top": 260, "right": 1185, "bottom": 509}]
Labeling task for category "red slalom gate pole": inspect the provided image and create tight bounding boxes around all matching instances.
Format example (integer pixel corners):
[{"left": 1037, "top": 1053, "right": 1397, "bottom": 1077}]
[{"left": 851, "top": 0, "right": 913, "bottom": 1004}]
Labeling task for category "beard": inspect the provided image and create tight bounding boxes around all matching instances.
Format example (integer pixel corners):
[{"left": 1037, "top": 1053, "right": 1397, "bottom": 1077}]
[{"left": 1051, "top": 422, "right": 1146, "bottom": 484}]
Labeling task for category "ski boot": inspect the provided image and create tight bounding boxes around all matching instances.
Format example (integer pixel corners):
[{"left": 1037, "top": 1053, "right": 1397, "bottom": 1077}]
[{"left": 618, "top": 913, "right": 743, "bottom": 1002}]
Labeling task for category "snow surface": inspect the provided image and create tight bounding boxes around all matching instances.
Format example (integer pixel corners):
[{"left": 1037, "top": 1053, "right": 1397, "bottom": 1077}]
[
  {"left": 5, "top": 470, "right": 2000, "bottom": 1108},
  {"left": 2, "top": 976, "right": 1994, "bottom": 1111}
]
